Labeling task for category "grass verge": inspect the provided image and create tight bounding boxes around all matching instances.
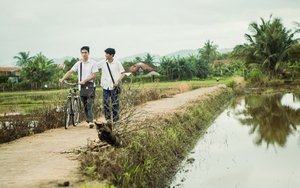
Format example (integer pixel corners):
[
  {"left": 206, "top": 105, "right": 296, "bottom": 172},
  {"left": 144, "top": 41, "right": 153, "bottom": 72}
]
[{"left": 79, "top": 87, "right": 234, "bottom": 188}]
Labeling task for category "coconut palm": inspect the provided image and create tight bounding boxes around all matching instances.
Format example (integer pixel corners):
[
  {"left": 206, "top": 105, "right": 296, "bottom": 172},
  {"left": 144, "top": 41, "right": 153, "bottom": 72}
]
[
  {"left": 13, "top": 51, "right": 33, "bottom": 67},
  {"left": 143, "top": 53, "right": 155, "bottom": 64},
  {"left": 198, "top": 40, "right": 219, "bottom": 64},
  {"left": 20, "top": 52, "right": 57, "bottom": 89},
  {"left": 158, "top": 56, "right": 173, "bottom": 80},
  {"left": 232, "top": 15, "right": 297, "bottom": 78},
  {"left": 188, "top": 54, "right": 210, "bottom": 79},
  {"left": 133, "top": 56, "right": 142, "bottom": 64}
]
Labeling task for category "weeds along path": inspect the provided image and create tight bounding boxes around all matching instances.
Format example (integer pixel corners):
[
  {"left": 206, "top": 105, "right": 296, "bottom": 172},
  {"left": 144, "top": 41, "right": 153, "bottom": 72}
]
[{"left": 0, "top": 84, "right": 226, "bottom": 188}]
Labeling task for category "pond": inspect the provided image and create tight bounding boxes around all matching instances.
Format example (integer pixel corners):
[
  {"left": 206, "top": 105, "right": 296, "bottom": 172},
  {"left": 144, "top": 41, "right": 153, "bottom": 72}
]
[{"left": 170, "top": 93, "right": 300, "bottom": 188}]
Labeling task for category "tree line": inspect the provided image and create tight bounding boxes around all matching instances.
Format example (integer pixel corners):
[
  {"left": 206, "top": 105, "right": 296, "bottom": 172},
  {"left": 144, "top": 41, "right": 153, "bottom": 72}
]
[{"left": 1, "top": 15, "right": 299, "bottom": 91}]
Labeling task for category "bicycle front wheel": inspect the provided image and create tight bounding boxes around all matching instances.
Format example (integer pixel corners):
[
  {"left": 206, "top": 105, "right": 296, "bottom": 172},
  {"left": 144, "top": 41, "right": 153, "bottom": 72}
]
[
  {"left": 72, "top": 98, "right": 81, "bottom": 126},
  {"left": 64, "top": 98, "right": 72, "bottom": 129}
]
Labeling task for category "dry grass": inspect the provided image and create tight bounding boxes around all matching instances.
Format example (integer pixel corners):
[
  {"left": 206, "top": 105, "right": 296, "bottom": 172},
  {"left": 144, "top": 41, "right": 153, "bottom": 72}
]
[{"left": 79, "top": 87, "right": 234, "bottom": 188}]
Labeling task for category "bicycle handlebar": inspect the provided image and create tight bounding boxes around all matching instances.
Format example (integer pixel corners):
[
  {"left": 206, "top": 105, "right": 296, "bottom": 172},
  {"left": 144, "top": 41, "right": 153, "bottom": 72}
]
[{"left": 63, "top": 80, "right": 78, "bottom": 86}]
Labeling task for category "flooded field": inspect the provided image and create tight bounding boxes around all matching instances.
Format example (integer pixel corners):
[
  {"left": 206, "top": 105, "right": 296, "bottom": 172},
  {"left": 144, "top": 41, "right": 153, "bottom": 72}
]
[
  {"left": 0, "top": 104, "right": 45, "bottom": 116},
  {"left": 170, "top": 93, "right": 300, "bottom": 188}
]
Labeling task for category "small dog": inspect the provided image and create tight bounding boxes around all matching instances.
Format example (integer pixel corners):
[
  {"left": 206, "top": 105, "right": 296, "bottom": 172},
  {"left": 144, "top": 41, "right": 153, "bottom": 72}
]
[{"left": 94, "top": 121, "right": 121, "bottom": 146}]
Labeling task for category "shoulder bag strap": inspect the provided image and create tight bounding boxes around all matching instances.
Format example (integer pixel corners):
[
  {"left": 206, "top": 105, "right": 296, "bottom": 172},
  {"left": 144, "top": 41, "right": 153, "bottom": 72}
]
[
  {"left": 81, "top": 62, "right": 94, "bottom": 84},
  {"left": 106, "top": 61, "right": 115, "bottom": 84},
  {"left": 80, "top": 62, "right": 82, "bottom": 82}
]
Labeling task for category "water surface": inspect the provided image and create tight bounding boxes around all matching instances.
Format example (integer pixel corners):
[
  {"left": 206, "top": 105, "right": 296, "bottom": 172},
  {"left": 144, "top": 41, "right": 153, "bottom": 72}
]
[{"left": 170, "top": 93, "right": 300, "bottom": 188}]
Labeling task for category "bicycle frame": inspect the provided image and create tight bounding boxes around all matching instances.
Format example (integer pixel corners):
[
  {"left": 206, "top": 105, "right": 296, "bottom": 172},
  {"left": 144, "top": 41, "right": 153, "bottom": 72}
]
[{"left": 63, "top": 81, "right": 81, "bottom": 129}]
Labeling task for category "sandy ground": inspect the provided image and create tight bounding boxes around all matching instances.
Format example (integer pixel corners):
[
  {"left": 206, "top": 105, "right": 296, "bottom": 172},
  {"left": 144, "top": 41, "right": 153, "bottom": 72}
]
[{"left": 0, "top": 83, "right": 230, "bottom": 188}]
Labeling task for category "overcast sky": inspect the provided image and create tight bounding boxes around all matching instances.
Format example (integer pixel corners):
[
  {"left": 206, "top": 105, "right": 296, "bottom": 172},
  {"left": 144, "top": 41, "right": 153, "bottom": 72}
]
[{"left": 1, "top": 0, "right": 299, "bottom": 66}]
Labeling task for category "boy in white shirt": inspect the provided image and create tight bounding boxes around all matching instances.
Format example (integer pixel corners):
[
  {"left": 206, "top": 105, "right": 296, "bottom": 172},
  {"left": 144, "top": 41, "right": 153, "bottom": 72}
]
[
  {"left": 97, "top": 48, "right": 125, "bottom": 122},
  {"left": 59, "top": 46, "right": 98, "bottom": 128}
]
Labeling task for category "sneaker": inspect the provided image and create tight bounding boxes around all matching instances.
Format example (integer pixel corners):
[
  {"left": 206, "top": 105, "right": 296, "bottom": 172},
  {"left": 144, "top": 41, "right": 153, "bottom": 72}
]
[{"left": 88, "top": 122, "right": 94, "bottom": 129}]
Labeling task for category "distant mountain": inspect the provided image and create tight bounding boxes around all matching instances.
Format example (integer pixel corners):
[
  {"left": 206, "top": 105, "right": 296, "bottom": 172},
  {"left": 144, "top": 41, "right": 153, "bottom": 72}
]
[
  {"left": 164, "top": 49, "right": 198, "bottom": 58},
  {"left": 52, "top": 56, "right": 105, "bottom": 65},
  {"left": 119, "top": 48, "right": 233, "bottom": 63},
  {"left": 52, "top": 56, "right": 74, "bottom": 65},
  {"left": 217, "top": 48, "right": 233, "bottom": 53},
  {"left": 119, "top": 52, "right": 161, "bottom": 62}
]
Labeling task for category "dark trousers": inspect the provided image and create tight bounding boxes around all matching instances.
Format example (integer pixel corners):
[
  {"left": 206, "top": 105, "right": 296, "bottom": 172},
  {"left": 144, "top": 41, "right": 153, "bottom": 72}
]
[
  {"left": 81, "top": 89, "right": 95, "bottom": 123},
  {"left": 103, "top": 89, "right": 119, "bottom": 122}
]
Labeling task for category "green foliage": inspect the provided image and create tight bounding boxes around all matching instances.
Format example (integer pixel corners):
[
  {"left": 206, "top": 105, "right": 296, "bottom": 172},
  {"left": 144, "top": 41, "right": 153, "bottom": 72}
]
[
  {"left": 198, "top": 40, "right": 219, "bottom": 63},
  {"left": 79, "top": 88, "right": 234, "bottom": 188},
  {"left": 63, "top": 58, "right": 79, "bottom": 73},
  {"left": 13, "top": 51, "right": 33, "bottom": 66},
  {"left": 0, "top": 73, "right": 9, "bottom": 83},
  {"left": 231, "top": 15, "right": 300, "bottom": 78},
  {"left": 143, "top": 53, "right": 155, "bottom": 64},
  {"left": 226, "top": 80, "right": 236, "bottom": 89},
  {"left": 19, "top": 52, "right": 58, "bottom": 89},
  {"left": 122, "top": 61, "right": 135, "bottom": 68},
  {"left": 247, "top": 70, "right": 265, "bottom": 84}
]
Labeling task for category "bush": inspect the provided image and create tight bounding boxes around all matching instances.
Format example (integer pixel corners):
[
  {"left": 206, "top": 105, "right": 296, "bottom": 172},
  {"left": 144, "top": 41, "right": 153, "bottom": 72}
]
[
  {"left": 0, "top": 73, "right": 9, "bottom": 83},
  {"left": 226, "top": 80, "right": 236, "bottom": 89},
  {"left": 247, "top": 70, "right": 265, "bottom": 84}
]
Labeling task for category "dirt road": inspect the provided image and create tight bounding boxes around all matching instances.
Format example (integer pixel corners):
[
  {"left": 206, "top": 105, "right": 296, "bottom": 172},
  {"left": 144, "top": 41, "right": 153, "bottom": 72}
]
[{"left": 0, "top": 84, "right": 226, "bottom": 188}]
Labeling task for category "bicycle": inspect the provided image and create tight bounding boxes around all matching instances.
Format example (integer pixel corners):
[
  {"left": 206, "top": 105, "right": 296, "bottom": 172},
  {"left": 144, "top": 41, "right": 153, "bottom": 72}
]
[{"left": 63, "top": 80, "right": 82, "bottom": 129}]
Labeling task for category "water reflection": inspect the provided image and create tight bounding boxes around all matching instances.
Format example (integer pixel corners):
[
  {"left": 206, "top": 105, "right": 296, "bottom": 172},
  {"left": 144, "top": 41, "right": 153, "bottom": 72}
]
[
  {"left": 170, "top": 93, "right": 300, "bottom": 188},
  {"left": 0, "top": 105, "right": 44, "bottom": 116},
  {"left": 234, "top": 93, "right": 300, "bottom": 147}
]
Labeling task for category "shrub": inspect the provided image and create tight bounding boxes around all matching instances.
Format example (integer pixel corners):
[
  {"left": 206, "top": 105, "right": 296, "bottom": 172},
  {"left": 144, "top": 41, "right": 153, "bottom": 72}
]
[{"left": 247, "top": 70, "right": 265, "bottom": 84}]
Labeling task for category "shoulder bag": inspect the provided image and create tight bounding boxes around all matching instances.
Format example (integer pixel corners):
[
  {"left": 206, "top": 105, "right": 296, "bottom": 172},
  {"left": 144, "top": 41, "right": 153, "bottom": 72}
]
[{"left": 80, "top": 62, "right": 95, "bottom": 97}]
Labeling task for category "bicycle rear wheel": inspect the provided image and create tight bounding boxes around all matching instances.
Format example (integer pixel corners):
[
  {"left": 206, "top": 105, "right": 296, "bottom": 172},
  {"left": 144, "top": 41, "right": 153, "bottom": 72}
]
[
  {"left": 72, "top": 98, "right": 81, "bottom": 126},
  {"left": 64, "top": 98, "right": 72, "bottom": 129}
]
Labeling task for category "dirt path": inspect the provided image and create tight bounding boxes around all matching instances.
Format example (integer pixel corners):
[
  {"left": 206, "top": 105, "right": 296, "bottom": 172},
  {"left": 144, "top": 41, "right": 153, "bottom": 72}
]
[{"left": 0, "top": 84, "right": 228, "bottom": 188}]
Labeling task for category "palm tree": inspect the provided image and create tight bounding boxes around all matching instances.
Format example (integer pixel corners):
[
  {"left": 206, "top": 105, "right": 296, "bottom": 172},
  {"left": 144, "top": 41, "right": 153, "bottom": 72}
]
[
  {"left": 133, "top": 56, "right": 142, "bottom": 64},
  {"left": 13, "top": 51, "right": 33, "bottom": 67},
  {"left": 188, "top": 55, "right": 210, "bottom": 79},
  {"left": 158, "top": 56, "right": 173, "bottom": 80},
  {"left": 143, "top": 53, "right": 155, "bottom": 64},
  {"left": 20, "top": 53, "right": 56, "bottom": 89},
  {"left": 232, "top": 15, "right": 297, "bottom": 78},
  {"left": 198, "top": 40, "right": 219, "bottom": 64}
]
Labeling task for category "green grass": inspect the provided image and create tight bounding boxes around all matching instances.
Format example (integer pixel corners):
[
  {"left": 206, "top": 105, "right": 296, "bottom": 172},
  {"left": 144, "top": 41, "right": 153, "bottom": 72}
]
[
  {"left": 138, "top": 77, "right": 233, "bottom": 87},
  {"left": 79, "top": 87, "right": 235, "bottom": 188},
  {"left": 0, "top": 76, "right": 236, "bottom": 106}
]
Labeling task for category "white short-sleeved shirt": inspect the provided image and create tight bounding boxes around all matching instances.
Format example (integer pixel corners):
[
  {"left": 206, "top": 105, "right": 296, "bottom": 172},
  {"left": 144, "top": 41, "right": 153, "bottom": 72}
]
[
  {"left": 71, "top": 59, "right": 98, "bottom": 90},
  {"left": 97, "top": 59, "right": 125, "bottom": 90}
]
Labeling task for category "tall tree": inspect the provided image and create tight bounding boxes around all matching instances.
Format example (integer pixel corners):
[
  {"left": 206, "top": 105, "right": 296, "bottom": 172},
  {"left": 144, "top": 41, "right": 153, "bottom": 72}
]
[
  {"left": 13, "top": 51, "right": 33, "bottom": 67},
  {"left": 143, "top": 53, "right": 155, "bottom": 64},
  {"left": 188, "top": 55, "right": 210, "bottom": 79},
  {"left": 20, "top": 52, "right": 57, "bottom": 89},
  {"left": 198, "top": 40, "right": 219, "bottom": 64},
  {"left": 232, "top": 15, "right": 297, "bottom": 78},
  {"left": 133, "top": 56, "right": 142, "bottom": 64},
  {"left": 63, "top": 57, "right": 79, "bottom": 73},
  {"left": 158, "top": 56, "right": 173, "bottom": 79}
]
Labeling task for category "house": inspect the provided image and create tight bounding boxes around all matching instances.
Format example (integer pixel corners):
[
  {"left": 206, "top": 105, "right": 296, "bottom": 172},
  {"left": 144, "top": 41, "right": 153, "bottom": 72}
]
[
  {"left": 210, "top": 59, "right": 231, "bottom": 66},
  {"left": 0, "top": 67, "right": 22, "bottom": 83},
  {"left": 124, "top": 62, "right": 157, "bottom": 76}
]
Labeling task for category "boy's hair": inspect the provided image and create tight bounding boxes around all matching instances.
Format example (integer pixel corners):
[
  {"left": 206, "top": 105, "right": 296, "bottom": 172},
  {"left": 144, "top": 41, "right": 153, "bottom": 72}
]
[
  {"left": 81, "top": 46, "right": 90, "bottom": 53},
  {"left": 105, "top": 48, "right": 116, "bottom": 56}
]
